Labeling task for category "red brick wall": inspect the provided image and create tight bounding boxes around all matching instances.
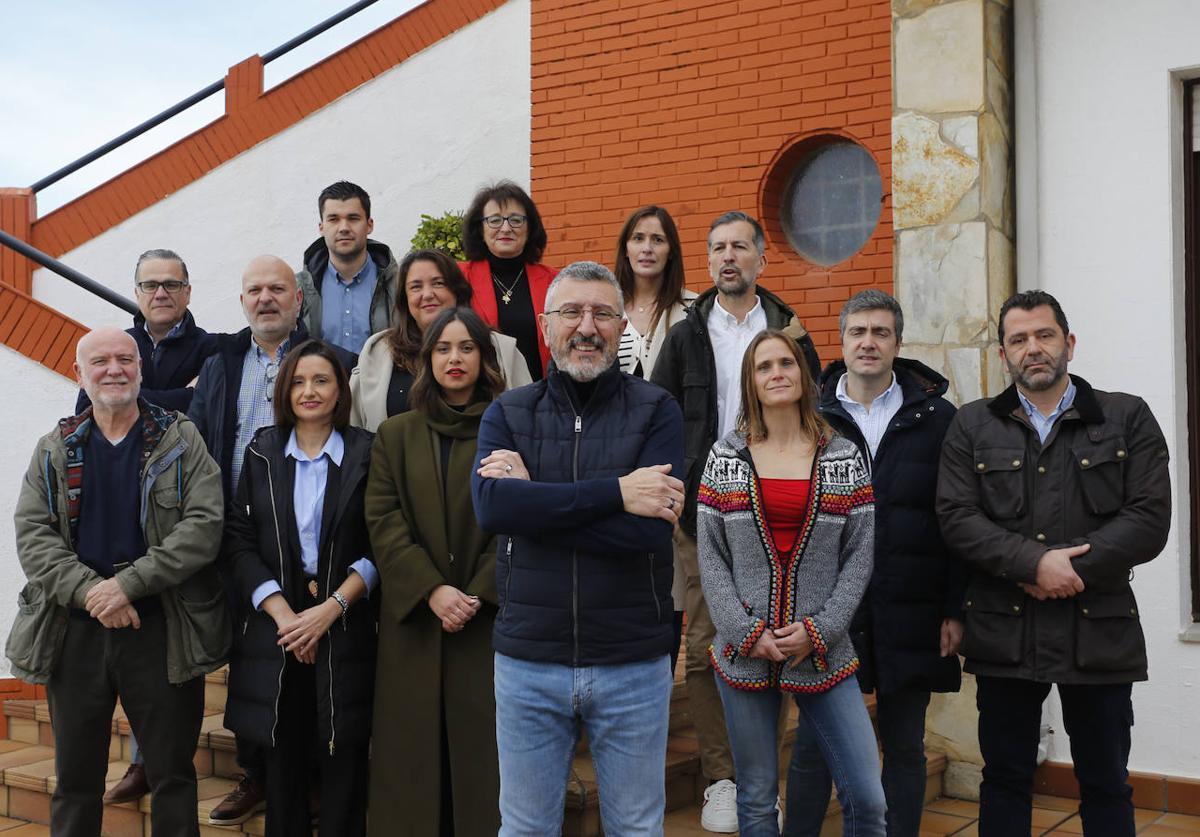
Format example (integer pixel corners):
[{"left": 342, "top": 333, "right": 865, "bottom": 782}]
[{"left": 530, "top": 0, "right": 892, "bottom": 356}]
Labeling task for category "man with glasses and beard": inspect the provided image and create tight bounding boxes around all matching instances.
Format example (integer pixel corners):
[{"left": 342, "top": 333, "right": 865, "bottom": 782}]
[
  {"left": 187, "top": 255, "right": 352, "bottom": 826},
  {"left": 937, "top": 290, "right": 1171, "bottom": 837},
  {"left": 472, "top": 261, "right": 684, "bottom": 835}
]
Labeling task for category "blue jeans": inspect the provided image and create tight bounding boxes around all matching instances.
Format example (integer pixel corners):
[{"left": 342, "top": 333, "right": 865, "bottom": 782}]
[
  {"left": 786, "top": 687, "right": 930, "bottom": 837},
  {"left": 716, "top": 675, "right": 886, "bottom": 837},
  {"left": 494, "top": 652, "right": 672, "bottom": 836}
]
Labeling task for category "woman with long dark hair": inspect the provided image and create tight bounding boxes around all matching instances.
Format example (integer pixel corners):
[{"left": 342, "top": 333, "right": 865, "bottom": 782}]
[
  {"left": 350, "top": 248, "right": 529, "bottom": 432},
  {"left": 224, "top": 339, "right": 378, "bottom": 837},
  {"left": 697, "top": 329, "right": 885, "bottom": 836},
  {"left": 365, "top": 307, "right": 506, "bottom": 836},
  {"left": 459, "top": 180, "right": 557, "bottom": 380},
  {"left": 613, "top": 204, "right": 696, "bottom": 379}
]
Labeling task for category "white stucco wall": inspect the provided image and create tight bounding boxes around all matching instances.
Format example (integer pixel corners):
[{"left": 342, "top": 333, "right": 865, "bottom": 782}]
[
  {"left": 31, "top": 0, "right": 531, "bottom": 335},
  {"left": 0, "top": 345, "right": 79, "bottom": 674},
  {"left": 1016, "top": 0, "right": 1200, "bottom": 777}
]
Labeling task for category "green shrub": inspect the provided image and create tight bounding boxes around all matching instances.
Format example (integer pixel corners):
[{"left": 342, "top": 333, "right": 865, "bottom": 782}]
[{"left": 410, "top": 211, "right": 466, "bottom": 261}]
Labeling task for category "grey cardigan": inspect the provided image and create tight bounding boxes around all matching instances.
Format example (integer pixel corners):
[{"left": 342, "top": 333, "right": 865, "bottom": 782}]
[{"left": 697, "top": 431, "right": 874, "bottom": 693}]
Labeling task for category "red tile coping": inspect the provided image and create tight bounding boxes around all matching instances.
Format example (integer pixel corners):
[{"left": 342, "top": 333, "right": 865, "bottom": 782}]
[{"left": 1035, "top": 760, "right": 1200, "bottom": 816}]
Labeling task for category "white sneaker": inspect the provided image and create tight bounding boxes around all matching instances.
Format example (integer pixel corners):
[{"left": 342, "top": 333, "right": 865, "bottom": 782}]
[{"left": 701, "top": 779, "right": 738, "bottom": 833}]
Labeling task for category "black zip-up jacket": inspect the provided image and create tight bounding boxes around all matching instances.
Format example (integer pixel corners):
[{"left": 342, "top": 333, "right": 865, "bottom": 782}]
[
  {"left": 76, "top": 310, "right": 217, "bottom": 414},
  {"left": 818, "top": 358, "right": 964, "bottom": 695},
  {"left": 651, "top": 285, "right": 820, "bottom": 537},
  {"left": 222, "top": 425, "right": 378, "bottom": 751},
  {"left": 937, "top": 375, "right": 1171, "bottom": 684},
  {"left": 472, "top": 361, "right": 683, "bottom": 666},
  {"left": 187, "top": 326, "right": 355, "bottom": 501}
]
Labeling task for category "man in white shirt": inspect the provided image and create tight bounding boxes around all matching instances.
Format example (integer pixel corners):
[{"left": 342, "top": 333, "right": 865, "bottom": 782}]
[{"left": 652, "top": 211, "right": 819, "bottom": 832}]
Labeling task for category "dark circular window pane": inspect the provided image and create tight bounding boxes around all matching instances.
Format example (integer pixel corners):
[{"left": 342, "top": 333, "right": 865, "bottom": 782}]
[{"left": 781, "top": 139, "right": 882, "bottom": 266}]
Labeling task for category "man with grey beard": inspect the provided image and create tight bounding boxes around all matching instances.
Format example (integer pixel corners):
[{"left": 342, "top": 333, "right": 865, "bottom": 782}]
[
  {"left": 472, "top": 261, "right": 684, "bottom": 835},
  {"left": 652, "top": 211, "right": 820, "bottom": 831}
]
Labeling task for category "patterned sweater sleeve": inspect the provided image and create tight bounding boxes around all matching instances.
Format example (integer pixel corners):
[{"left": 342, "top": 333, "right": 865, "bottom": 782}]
[
  {"left": 696, "top": 446, "right": 766, "bottom": 659},
  {"left": 801, "top": 445, "right": 875, "bottom": 672}
]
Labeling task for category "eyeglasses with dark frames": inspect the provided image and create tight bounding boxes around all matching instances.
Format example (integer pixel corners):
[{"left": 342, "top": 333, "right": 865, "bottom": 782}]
[
  {"left": 482, "top": 213, "right": 528, "bottom": 230},
  {"left": 545, "top": 306, "right": 621, "bottom": 325},
  {"left": 135, "top": 280, "right": 189, "bottom": 294}
]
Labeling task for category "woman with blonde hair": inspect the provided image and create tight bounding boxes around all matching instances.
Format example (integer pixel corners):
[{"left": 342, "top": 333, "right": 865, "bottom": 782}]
[{"left": 697, "top": 329, "right": 885, "bottom": 836}]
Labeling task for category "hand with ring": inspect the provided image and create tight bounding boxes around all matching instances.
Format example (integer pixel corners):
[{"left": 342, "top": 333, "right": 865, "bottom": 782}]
[{"left": 478, "top": 449, "right": 530, "bottom": 480}]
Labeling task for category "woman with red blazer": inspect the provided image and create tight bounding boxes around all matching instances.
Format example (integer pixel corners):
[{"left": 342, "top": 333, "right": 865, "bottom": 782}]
[{"left": 459, "top": 180, "right": 557, "bottom": 380}]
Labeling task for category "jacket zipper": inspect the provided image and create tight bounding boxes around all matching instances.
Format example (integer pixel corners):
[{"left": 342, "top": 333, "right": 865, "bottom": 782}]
[
  {"left": 572, "top": 413, "right": 582, "bottom": 666},
  {"left": 501, "top": 539, "right": 513, "bottom": 620},
  {"left": 648, "top": 552, "right": 661, "bottom": 622},
  {"left": 249, "top": 446, "right": 287, "bottom": 749},
  {"left": 324, "top": 533, "right": 337, "bottom": 757}
]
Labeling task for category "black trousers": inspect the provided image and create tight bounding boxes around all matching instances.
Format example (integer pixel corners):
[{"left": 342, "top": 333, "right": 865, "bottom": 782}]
[
  {"left": 47, "top": 608, "right": 204, "bottom": 837},
  {"left": 266, "top": 656, "right": 368, "bottom": 837},
  {"left": 976, "top": 676, "right": 1135, "bottom": 837}
]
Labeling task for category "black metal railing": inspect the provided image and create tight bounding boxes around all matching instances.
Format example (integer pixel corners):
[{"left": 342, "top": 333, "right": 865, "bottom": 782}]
[
  {"left": 30, "top": 0, "right": 383, "bottom": 193},
  {"left": 0, "top": 229, "right": 138, "bottom": 316}
]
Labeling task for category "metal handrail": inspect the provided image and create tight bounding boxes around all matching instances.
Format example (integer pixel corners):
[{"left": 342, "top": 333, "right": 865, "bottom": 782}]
[
  {"left": 30, "top": 0, "right": 383, "bottom": 193},
  {"left": 0, "top": 229, "right": 138, "bottom": 316}
]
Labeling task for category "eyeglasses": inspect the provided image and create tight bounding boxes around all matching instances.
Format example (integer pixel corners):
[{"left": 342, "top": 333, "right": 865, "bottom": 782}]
[
  {"left": 135, "top": 280, "right": 189, "bottom": 294},
  {"left": 482, "top": 213, "right": 528, "bottom": 230},
  {"left": 545, "top": 306, "right": 621, "bottom": 325}
]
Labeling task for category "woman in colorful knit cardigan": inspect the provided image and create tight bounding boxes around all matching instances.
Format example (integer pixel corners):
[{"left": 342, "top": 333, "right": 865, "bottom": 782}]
[{"left": 697, "top": 330, "right": 886, "bottom": 837}]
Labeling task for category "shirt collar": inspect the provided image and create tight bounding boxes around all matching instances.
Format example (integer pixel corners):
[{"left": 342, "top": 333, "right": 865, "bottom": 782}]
[
  {"left": 143, "top": 316, "right": 185, "bottom": 346},
  {"left": 326, "top": 254, "right": 375, "bottom": 287},
  {"left": 285, "top": 427, "right": 344, "bottom": 466},
  {"left": 711, "top": 294, "right": 763, "bottom": 328},
  {"left": 1017, "top": 378, "right": 1077, "bottom": 421},
  {"left": 835, "top": 371, "right": 899, "bottom": 409}
]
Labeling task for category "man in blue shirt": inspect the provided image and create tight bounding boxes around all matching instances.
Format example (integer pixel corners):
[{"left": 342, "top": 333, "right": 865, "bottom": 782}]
[{"left": 294, "top": 181, "right": 400, "bottom": 356}]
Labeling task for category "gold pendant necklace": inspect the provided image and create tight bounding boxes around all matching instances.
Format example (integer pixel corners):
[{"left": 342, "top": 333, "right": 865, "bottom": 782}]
[{"left": 492, "top": 268, "right": 525, "bottom": 305}]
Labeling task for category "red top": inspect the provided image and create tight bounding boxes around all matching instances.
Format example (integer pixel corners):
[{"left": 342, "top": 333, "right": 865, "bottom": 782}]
[
  {"left": 460, "top": 260, "right": 558, "bottom": 374},
  {"left": 759, "top": 478, "right": 811, "bottom": 556}
]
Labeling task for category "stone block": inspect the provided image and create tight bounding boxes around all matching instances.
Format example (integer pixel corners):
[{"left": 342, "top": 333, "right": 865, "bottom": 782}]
[
  {"left": 893, "top": 0, "right": 942, "bottom": 17},
  {"left": 896, "top": 0, "right": 986, "bottom": 113},
  {"left": 942, "top": 115, "right": 980, "bottom": 158},
  {"left": 948, "top": 347, "right": 984, "bottom": 404},
  {"left": 944, "top": 761, "right": 984, "bottom": 801},
  {"left": 979, "top": 112, "right": 1011, "bottom": 231},
  {"left": 897, "top": 223, "right": 989, "bottom": 345},
  {"left": 985, "top": 0, "right": 1012, "bottom": 80},
  {"left": 894, "top": 113, "right": 980, "bottom": 229},
  {"left": 987, "top": 227, "right": 1014, "bottom": 330}
]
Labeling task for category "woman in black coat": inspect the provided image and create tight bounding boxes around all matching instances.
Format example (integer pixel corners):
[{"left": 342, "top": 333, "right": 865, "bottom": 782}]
[{"left": 224, "top": 339, "right": 378, "bottom": 837}]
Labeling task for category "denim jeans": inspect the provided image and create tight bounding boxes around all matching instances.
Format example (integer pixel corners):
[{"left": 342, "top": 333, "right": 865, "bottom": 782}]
[
  {"left": 494, "top": 652, "right": 672, "bottom": 836},
  {"left": 716, "top": 675, "right": 886, "bottom": 837},
  {"left": 976, "top": 677, "right": 1134, "bottom": 837},
  {"left": 786, "top": 687, "right": 931, "bottom": 837}
]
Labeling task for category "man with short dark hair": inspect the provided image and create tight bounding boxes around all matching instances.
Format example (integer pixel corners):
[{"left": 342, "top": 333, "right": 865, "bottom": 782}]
[
  {"left": 652, "top": 211, "right": 819, "bottom": 832},
  {"left": 783, "top": 289, "right": 964, "bottom": 837},
  {"left": 937, "top": 290, "right": 1171, "bottom": 837},
  {"left": 76, "top": 248, "right": 216, "bottom": 414},
  {"left": 12, "top": 327, "right": 228, "bottom": 836},
  {"left": 473, "top": 261, "right": 684, "bottom": 835},
  {"left": 295, "top": 180, "right": 399, "bottom": 356}
]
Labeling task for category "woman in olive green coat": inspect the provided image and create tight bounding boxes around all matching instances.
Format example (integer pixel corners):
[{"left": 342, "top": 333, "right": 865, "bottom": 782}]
[{"left": 365, "top": 307, "right": 506, "bottom": 836}]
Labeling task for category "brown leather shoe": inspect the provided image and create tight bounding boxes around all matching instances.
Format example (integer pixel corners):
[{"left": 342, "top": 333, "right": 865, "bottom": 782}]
[
  {"left": 103, "top": 763, "right": 149, "bottom": 805},
  {"left": 208, "top": 774, "right": 266, "bottom": 825}
]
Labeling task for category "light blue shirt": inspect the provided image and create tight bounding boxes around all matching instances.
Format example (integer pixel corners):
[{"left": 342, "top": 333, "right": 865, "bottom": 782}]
[
  {"left": 1017, "top": 379, "right": 1077, "bottom": 444},
  {"left": 320, "top": 256, "right": 377, "bottom": 355},
  {"left": 232, "top": 340, "right": 289, "bottom": 493},
  {"left": 835, "top": 372, "right": 904, "bottom": 459},
  {"left": 250, "top": 428, "right": 379, "bottom": 610}
]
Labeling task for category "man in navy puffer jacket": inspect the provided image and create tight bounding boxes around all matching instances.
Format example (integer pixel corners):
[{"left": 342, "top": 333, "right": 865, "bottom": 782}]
[{"left": 473, "top": 261, "right": 684, "bottom": 836}]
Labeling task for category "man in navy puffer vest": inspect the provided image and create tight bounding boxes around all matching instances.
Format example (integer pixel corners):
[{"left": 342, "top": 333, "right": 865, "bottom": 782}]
[{"left": 473, "top": 261, "right": 684, "bottom": 836}]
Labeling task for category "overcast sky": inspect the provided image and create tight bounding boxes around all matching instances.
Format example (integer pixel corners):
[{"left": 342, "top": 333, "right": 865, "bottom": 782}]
[{"left": 1, "top": 1, "right": 423, "bottom": 212}]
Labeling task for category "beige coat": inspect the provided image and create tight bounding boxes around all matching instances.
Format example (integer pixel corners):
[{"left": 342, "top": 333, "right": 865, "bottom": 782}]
[{"left": 349, "top": 329, "right": 531, "bottom": 432}]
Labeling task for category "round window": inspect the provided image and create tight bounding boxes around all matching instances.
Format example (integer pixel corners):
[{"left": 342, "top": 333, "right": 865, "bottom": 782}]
[{"left": 780, "top": 139, "right": 882, "bottom": 266}]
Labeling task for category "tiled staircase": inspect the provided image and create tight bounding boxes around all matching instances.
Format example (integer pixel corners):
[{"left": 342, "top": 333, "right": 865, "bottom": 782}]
[{"left": 0, "top": 664, "right": 946, "bottom": 836}]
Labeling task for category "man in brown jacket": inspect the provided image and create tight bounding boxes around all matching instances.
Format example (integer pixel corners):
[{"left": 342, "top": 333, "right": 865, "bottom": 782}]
[{"left": 937, "top": 290, "right": 1170, "bottom": 837}]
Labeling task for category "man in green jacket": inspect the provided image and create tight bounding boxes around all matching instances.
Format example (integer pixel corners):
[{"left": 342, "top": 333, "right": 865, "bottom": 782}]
[{"left": 10, "top": 327, "right": 229, "bottom": 836}]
